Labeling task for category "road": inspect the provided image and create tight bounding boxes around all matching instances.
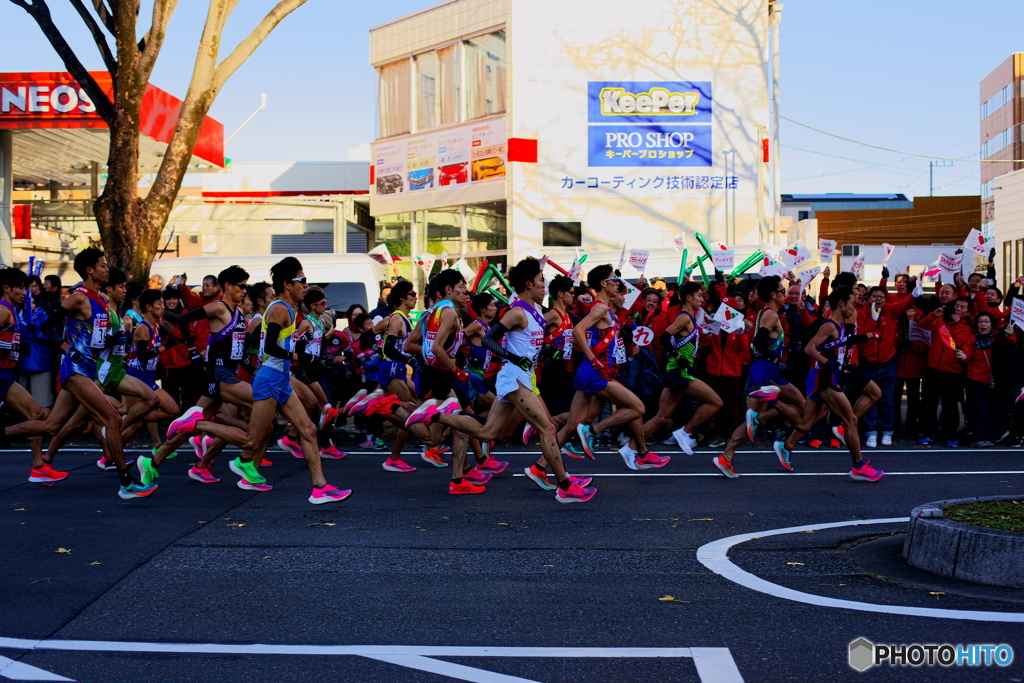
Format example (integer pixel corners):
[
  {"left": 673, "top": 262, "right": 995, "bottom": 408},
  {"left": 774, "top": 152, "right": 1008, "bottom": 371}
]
[{"left": 1, "top": 439, "right": 1022, "bottom": 682}]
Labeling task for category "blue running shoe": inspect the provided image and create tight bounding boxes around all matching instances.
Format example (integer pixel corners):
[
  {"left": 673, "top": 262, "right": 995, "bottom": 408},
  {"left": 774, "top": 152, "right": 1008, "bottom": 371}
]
[
  {"left": 773, "top": 440, "right": 793, "bottom": 471},
  {"left": 118, "top": 481, "right": 158, "bottom": 499},
  {"left": 562, "top": 443, "right": 585, "bottom": 459},
  {"left": 745, "top": 408, "right": 760, "bottom": 442},
  {"left": 576, "top": 424, "right": 597, "bottom": 460}
]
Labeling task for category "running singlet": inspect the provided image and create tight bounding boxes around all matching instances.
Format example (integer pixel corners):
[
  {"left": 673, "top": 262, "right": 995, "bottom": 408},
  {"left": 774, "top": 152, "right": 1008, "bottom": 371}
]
[
  {"left": 504, "top": 301, "right": 546, "bottom": 366},
  {"left": 96, "top": 307, "right": 126, "bottom": 384},
  {"left": 584, "top": 309, "right": 623, "bottom": 378},
  {"left": 422, "top": 300, "right": 463, "bottom": 368},
  {"left": 64, "top": 286, "right": 109, "bottom": 364},
  {"left": 751, "top": 309, "right": 785, "bottom": 360},
  {"left": 127, "top": 320, "right": 161, "bottom": 373},
  {"left": 811, "top": 319, "right": 848, "bottom": 371},
  {"left": 543, "top": 308, "right": 574, "bottom": 360},
  {"left": 467, "top": 318, "right": 490, "bottom": 373},
  {"left": 260, "top": 300, "right": 296, "bottom": 372},
  {"left": 665, "top": 311, "right": 699, "bottom": 380},
  {"left": 302, "top": 314, "right": 325, "bottom": 358},
  {"left": 208, "top": 302, "right": 246, "bottom": 369},
  {"left": 0, "top": 301, "right": 21, "bottom": 369}
]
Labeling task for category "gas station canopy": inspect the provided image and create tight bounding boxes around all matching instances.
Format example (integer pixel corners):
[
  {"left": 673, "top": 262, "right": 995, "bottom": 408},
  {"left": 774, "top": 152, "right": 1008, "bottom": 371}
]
[{"left": 0, "top": 71, "right": 225, "bottom": 189}]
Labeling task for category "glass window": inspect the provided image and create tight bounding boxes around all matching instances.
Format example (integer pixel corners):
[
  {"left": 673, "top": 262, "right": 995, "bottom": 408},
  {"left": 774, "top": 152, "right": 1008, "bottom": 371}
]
[
  {"left": 426, "top": 207, "right": 462, "bottom": 254},
  {"left": 1004, "top": 241, "right": 1012, "bottom": 293},
  {"left": 464, "top": 30, "right": 506, "bottom": 120},
  {"left": 378, "top": 59, "right": 411, "bottom": 138},
  {"left": 465, "top": 201, "right": 507, "bottom": 253},
  {"left": 981, "top": 84, "right": 1013, "bottom": 119},
  {"left": 416, "top": 51, "right": 438, "bottom": 130},
  {"left": 437, "top": 45, "right": 459, "bottom": 125},
  {"left": 542, "top": 221, "right": 582, "bottom": 247},
  {"left": 982, "top": 128, "right": 1014, "bottom": 158},
  {"left": 374, "top": 213, "right": 412, "bottom": 257}
]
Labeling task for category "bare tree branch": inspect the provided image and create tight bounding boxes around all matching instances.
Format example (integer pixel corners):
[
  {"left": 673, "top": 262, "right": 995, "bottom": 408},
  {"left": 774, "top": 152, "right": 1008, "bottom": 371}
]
[
  {"left": 8, "top": 0, "right": 115, "bottom": 124},
  {"left": 212, "top": 0, "right": 309, "bottom": 93},
  {"left": 68, "top": 0, "right": 118, "bottom": 75},
  {"left": 137, "top": 0, "right": 177, "bottom": 82},
  {"left": 91, "top": 0, "right": 116, "bottom": 34}
]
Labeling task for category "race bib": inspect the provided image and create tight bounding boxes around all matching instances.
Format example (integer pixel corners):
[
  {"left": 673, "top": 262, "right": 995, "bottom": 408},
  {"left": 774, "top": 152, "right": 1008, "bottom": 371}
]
[
  {"left": 231, "top": 330, "right": 245, "bottom": 360},
  {"left": 562, "top": 329, "right": 573, "bottom": 360},
  {"left": 613, "top": 337, "right": 627, "bottom": 364},
  {"left": 90, "top": 315, "right": 108, "bottom": 349},
  {"left": 9, "top": 332, "right": 19, "bottom": 361}
]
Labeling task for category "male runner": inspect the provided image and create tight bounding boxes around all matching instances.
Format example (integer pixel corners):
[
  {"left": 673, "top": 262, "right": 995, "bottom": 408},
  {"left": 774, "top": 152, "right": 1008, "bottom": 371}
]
[{"left": 376, "top": 279, "right": 419, "bottom": 473}]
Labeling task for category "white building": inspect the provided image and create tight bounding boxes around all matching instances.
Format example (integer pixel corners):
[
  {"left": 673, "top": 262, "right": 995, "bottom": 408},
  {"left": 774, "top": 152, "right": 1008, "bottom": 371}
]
[{"left": 369, "top": 0, "right": 781, "bottom": 288}]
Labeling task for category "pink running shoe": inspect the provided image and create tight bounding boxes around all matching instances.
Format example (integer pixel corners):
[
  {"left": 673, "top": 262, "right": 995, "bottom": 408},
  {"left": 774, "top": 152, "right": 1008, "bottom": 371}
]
[
  {"left": 747, "top": 385, "right": 781, "bottom": 402},
  {"left": 420, "top": 447, "right": 449, "bottom": 468},
  {"left": 437, "top": 397, "right": 462, "bottom": 416},
  {"left": 278, "top": 435, "right": 303, "bottom": 458},
  {"left": 167, "top": 406, "right": 204, "bottom": 439},
  {"left": 569, "top": 474, "right": 594, "bottom": 487},
  {"left": 318, "top": 405, "right": 341, "bottom": 430},
  {"left": 635, "top": 452, "right": 671, "bottom": 469},
  {"left": 850, "top": 460, "right": 885, "bottom": 482},
  {"left": 350, "top": 390, "right": 383, "bottom": 416},
  {"left": 405, "top": 399, "right": 440, "bottom": 428},
  {"left": 555, "top": 481, "right": 597, "bottom": 503},
  {"left": 189, "top": 435, "right": 206, "bottom": 459},
  {"left": 319, "top": 444, "right": 347, "bottom": 459},
  {"left": 309, "top": 484, "right": 353, "bottom": 505},
  {"left": 522, "top": 423, "right": 536, "bottom": 445},
  {"left": 382, "top": 457, "right": 416, "bottom": 472},
  {"left": 342, "top": 389, "right": 367, "bottom": 414},
  {"left": 464, "top": 467, "right": 493, "bottom": 486},
  {"left": 188, "top": 466, "right": 220, "bottom": 483},
  {"left": 238, "top": 478, "right": 273, "bottom": 491},
  {"left": 478, "top": 456, "right": 509, "bottom": 473}
]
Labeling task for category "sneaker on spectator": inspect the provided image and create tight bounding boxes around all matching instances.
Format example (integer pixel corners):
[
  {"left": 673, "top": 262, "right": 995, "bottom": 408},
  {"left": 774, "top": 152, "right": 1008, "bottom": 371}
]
[
  {"left": 971, "top": 440, "right": 993, "bottom": 448},
  {"left": 881, "top": 433, "right": 893, "bottom": 447},
  {"left": 918, "top": 436, "right": 933, "bottom": 446},
  {"left": 865, "top": 433, "right": 877, "bottom": 449},
  {"left": 947, "top": 439, "right": 959, "bottom": 448}
]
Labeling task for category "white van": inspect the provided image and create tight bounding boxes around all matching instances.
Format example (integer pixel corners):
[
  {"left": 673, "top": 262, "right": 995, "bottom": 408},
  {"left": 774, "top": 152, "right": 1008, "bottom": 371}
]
[{"left": 149, "top": 254, "right": 388, "bottom": 313}]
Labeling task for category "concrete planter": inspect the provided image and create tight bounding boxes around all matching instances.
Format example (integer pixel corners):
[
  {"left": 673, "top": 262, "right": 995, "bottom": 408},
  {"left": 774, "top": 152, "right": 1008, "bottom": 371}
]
[{"left": 903, "top": 496, "right": 1024, "bottom": 588}]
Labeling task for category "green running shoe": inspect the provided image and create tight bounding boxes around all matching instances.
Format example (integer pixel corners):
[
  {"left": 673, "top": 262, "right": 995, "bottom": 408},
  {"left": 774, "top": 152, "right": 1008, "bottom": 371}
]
[
  {"left": 229, "top": 457, "right": 266, "bottom": 484},
  {"left": 156, "top": 446, "right": 179, "bottom": 459},
  {"left": 137, "top": 455, "right": 160, "bottom": 485}
]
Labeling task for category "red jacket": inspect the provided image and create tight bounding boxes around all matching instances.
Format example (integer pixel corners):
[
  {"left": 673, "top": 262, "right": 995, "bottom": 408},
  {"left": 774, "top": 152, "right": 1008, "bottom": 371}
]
[
  {"left": 857, "top": 294, "right": 916, "bottom": 364},
  {"left": 177, "top": 285, "right": 223, "bottom": 354},
  {"left": 918, "top": 311, "right": 971, "bottom": 374},
  {"left": 704, "top": 327, "right": 751, "bottom": 377},
  {"left": 961, "top": 335, "right": 993, "bottom": 385}
]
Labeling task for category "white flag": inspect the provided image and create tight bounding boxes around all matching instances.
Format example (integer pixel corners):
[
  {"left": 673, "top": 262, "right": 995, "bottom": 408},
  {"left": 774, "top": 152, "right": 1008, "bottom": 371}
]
[
  {"left": 798, "top": 265, "right": 822, "bottom": 283},
  {"left": 963, "top": 228, "right": 989, "bottom": 258},
  {"left": 441, "top": 251, "right": 450, "bottom": 269},
  {"left": 713, "top": 303, "right": 744, "bottom": 333},
  {"left": 618, "top": 243, "right": 629, "bottom": 270},
  {"left": 368, "top": 244, "right": 399, "bottom": 276},
  {"left": 622, "top": 278, "right": 641, "bottom": 309},
  {"left": 881, "top": 243, "right": 895, "bottom": 268},
  {"left": 851, "top": 254, "right": 866, "bottom": 280},
  {"left": 819, "top": 239, "right": 837, "bottom": 263},
  {"left": 673, "top": 234, "right": 686, "bottom": 251},
  {"left": 414, "top": 252, "right": 436, "bottom": 277},
  {"left": 628, "top": 249, "right": 650, "bottom": 274},
  {"left": 711, "top": 243, "right": 735, "bottom": 271},
  {"left": 452, "top": 258, "right": 477, "bottom": 286}
]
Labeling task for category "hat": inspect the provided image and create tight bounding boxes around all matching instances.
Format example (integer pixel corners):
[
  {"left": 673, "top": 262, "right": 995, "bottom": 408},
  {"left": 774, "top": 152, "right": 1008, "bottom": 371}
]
[{"left": 721, "top": 295, "right": 741, "bottom": 309}]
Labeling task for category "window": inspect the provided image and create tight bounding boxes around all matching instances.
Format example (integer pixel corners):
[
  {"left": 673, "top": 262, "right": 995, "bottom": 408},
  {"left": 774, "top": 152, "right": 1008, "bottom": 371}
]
[
  {"left": 982, "top": 127, "right": 1014, "bottom": 158},
  {"left": 982, "top": 179, "right": 997, "bottom": 200},
  {"left": 1004, "top": 241, "right": 1012, "bottom": 293},
  {"left": 464, "top": 30, "right": 506, "bottom": 120},
  {"left": 981, "top": 84, "right": 1013, "bottom": 119},
  {"left": 797, "top": 210, "right": 810, "bottom": 221},
  {"left": 426, "top": 207, "right": 462, "bottom": 254},
  {"left": 416, "top": 51, "right": 438, "bottom": 130},
  {"left": 437, "top": 45, "right": 459, "bottom": 126},
  {"left": 465, "top": 201, "right": 506, "bottom": 252},
  {"left": 415, "top": 45, "right": 460, "bottom": 131},
  {"left": 542, "top": 221, "right": 582, "bottom": 247},
  {"left": 1017, "top": 239, "right": 1023, "bottom": 282},
  {"left": 841, "top": 244, "right": 860, "bottom": 257},
  {"left": 374, "top": 213, "right": 412, "bottom": 258},
  {"left": 378, "top": 59, "right": 411, "bottom": 138}
]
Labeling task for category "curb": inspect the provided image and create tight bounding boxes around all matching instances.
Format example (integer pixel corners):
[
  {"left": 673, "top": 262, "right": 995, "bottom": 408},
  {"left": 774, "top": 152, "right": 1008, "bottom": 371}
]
[{"left": 903, "top": 496, "right": 1024, "bottom": 588}]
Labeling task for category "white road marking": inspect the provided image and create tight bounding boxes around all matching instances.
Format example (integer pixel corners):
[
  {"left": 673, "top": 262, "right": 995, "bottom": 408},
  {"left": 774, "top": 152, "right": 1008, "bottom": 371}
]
[
  {"left": 0, "top": 638, "right": 743, "bottom": 683},
  {"left": 697, "top": 518, "right": 1024, "bottom": 622},
  {"left": 513, "top": 470, "right": 1024, "bottom": 477},
  {"left": 0, "top": 654, "right": 72, "bottom": 681}
]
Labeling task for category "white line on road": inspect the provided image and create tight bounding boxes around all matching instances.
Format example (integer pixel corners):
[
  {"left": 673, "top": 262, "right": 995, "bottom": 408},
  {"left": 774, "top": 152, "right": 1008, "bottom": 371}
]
[
  {"left": 512, "top": 470, "right": 1024, "bottom": 477},
  {"left": 0, "top": 639, "right": 743, "bottom": 683},
  {"left": 0, "top": 654, "right": 72, "bottom": 681},
  {"left": 697, "top": 518, "right": 1024, "bottom": 622}
]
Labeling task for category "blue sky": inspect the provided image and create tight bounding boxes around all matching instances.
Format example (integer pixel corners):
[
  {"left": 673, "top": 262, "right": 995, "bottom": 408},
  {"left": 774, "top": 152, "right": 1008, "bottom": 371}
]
[{"left": 1, "top": 0, "right": 1020, "bottom": 197}]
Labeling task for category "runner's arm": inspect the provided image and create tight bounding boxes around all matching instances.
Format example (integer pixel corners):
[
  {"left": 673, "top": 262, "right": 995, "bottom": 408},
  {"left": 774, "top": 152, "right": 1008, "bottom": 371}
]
[
  {"left": 804, "top": 325, "right": 836, "bottom": 367},
  {"left": 572, "top": 304, "right": 609, "bottom": 364},
  {"left": 481, "top": 308, "right": 531, "bottom": 370},
  {"left": 429, "top": 308, "right": 462, "bottom": 375}
]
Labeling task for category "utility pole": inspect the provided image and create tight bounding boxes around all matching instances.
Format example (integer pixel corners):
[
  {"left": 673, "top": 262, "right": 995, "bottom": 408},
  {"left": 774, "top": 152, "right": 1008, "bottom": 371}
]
[{"left": 929, "top": 160, "right": 953, "bottom": 196}]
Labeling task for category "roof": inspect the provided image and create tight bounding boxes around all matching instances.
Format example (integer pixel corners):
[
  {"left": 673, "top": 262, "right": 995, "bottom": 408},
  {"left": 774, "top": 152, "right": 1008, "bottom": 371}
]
[{"left": 781, "top": 193, "right": 910, "bottom": 202}]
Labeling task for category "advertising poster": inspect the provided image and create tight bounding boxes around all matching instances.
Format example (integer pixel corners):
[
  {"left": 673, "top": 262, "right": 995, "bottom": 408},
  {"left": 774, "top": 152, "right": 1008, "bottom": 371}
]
[
  {"left": 374, "top": 142, "right": 406, "bottom": 196},
  {"left": 470, "top": 119, "right": 507, "bottom": 183},
  {"left": 406, "top": 136, "right": 437, "bottom": 192}
]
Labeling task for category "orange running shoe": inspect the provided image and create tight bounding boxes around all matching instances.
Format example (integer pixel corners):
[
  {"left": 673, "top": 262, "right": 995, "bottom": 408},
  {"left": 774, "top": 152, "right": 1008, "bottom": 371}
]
[
  {"left": 712, "top": 455, "right": 738, "bottom": 478},
  {"left": 28, "top": 463, "right": 69, "bottom": 483},
  {"left": 448, "top": 480, "right": 486, "bottom": 494}
]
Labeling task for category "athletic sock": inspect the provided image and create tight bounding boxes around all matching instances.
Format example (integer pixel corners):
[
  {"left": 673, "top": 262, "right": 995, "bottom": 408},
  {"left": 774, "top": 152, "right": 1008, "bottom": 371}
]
[
  {"left": 852, "top": 459, "right": 864, "bottom": 469},
  {"left": 556, "top": 478, "right": 571, "bottom": 492},
  {"left": 240, "top": 456, "right": 253, "bottom": 464},
  {"left": 452, "top": 477, "right": 463, "bottom": 485},
  {"left": 117, "top": 468, "right": 132, "bottom": 487}
]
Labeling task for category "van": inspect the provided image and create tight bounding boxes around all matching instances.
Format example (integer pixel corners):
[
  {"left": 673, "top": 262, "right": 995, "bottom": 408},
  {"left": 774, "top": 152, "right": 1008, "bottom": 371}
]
[{"left": 149, "top": 254, "right": 388, "bottom": 314}]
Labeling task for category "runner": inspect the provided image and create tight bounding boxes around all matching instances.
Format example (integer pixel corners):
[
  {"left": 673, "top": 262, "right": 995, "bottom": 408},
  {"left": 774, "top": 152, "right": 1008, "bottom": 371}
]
[
  {"left": 775, "top": 286, "right": 885, "bottom": 481},
  {"left": 713, "top": 275, "right": 806, "bottom": 477},
  {"left": 377, "top": 279, "right": 418, "bottom": 473},
  {"left": 405, "top": 258, "right": 596, "bottom": 502},
  {"left": 122, "top": 289, "right": 181, "bottom": 448}
]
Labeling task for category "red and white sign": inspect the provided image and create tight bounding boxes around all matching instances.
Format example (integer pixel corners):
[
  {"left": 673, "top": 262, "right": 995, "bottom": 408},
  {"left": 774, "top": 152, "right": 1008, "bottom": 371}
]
[
  {"left": 711, "top": 243, "right": 735, "bottom": 271},
  {"left": 758, "top": 256, "right": 789, "bottom": 279},
  {"left": 1012, "top": 299, "right": 1024, "bottom": 331},
  {"left": 629, "top": 248, "right": 650, "bottom": 274},
  {"left": 819, "top": 239, "right": 837, "bottom": 263},
  {"left": 415, "top": 252, "right": 436, "bottom": 277},
  {"left": 696, "top": 308, "right": 721, "bottom": 336},
  {"left": 851, "top": 254, "right": 866, "bottom": 280},
  {"left": 673, "top": 235, "right": 686, "bottom": 251},
  {"left": 798, "top": 265, "right": 821, "bottom": 283},
  {"left": 881, "top": 243, "right": 895, "bottom": 268},
  {"left": 939, "top": 251, "right": 963, "bottom": 277},
  {"left": 908, "top": 321, "right": 932, "bottom": 346},
  {"left": 963, "top": 228, "right": 991, "bottom": 258},
  {"left": 713, "top": 303, "right": 744, "bottom": 333},
  {"left": 633, "top": 325, "right": 654, "bottom": 347},
  {"left": 780, "top": 240, "right": 811, "bottom": 270}
]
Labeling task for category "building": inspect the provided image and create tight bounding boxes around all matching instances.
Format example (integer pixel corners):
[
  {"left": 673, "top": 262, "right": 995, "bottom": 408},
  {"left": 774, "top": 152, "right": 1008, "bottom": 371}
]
[
  {"left": 781, "top": 193, "right": 912, "bottom": 223},
  {"left": 993, "top": 168, "right": 1024, "bottom": 292},
  {"left": 980, "top": 53, "right": 1024, "bottom": 238},
  {"left": 368, "top": 0, "right": 781, "bottom": 292}
]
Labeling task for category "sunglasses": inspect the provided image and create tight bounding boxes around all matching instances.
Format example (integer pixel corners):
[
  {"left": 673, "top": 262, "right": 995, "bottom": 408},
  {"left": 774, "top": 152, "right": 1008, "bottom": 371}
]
[{"left": 291, "top": 277, "right": 307, "bottom": 284}]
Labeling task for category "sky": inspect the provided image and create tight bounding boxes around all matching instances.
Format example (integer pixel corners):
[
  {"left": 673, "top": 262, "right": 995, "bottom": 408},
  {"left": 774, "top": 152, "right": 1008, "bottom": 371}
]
[{"left": 0, "top": 0, "right": 1021, "bottom": 198}]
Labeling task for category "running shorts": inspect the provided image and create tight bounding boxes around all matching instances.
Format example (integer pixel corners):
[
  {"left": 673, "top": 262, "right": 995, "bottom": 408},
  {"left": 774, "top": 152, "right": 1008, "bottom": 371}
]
[
  {"left": 574, "top": 359, "right": 609, "bottom": 394},
  {"left": 127, "top": 366, "right": 159, "bottom": 391},
  {"left": 206, "top": 365, "right": 242, "bottom": 400},
  {"left": 745, "top": 358, "right": 791, "bottom": 394},
  {"left": 252, "top": 365, "right": 293, "bottom": 405}
]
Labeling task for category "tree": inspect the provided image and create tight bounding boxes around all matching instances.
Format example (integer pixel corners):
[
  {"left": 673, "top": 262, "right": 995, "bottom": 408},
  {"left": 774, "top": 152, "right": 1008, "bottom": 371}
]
[{"left": 9, "top": 0, "right": 309, "bottom": 283}]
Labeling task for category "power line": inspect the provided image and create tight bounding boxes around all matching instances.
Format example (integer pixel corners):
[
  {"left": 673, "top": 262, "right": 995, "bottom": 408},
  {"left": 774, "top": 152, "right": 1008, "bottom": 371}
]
[{"left": 782, "top": 116, "right": 1024, "bottom": 163}]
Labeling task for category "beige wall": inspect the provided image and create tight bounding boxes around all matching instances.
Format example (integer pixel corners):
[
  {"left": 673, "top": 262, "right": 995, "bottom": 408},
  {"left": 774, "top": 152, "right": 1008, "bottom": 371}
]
[
  {"left": 370, "top": 0, "right": 509, "bottom": 66},
  {"left": 994, "top": 168, "right": 1024, "bottom": 289}
]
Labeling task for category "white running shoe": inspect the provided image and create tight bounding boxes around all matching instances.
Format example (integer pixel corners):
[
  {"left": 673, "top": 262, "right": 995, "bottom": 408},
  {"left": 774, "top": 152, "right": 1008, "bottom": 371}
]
[
  {"left": 617, "top": 445, "right": 638, "bottom": 470},
  {"left": 662, "top": 433, "right": 678, "bottom": 446},
  {"left": 672, "top": 427, "right": 696, "bottom": 455}
]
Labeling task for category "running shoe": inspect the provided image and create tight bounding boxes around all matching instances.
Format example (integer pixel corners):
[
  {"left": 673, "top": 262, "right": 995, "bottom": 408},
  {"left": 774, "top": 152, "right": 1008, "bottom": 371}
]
[
  {"left": 576, "top": 424, "right": 597, "bottom": 459},
  {"left": 229, "top": 457, "right": 266, "bottom": 484},
  {"left": 947, "top": 439, "right": 958, "bottom": 449},
  {"left": 318, "top": 405, "right": 341, "bottom": 430},
  {"left": 277, "top": 435, "right": 304, "bottom": 458},
  {"left": 865, "top": 433, "right": 877, "bottom": 449},
  {"left": 617, "top": 445, "right": 638, "bottom": 470},
  {"left": 464, "top": 467, "right": 493, "bottom": 486},
  {"left": 449, "top": 480, "right": 486, "bottom": 494},
  {"left": 773, "top": 440, "right": 794, "bottom": 472},
  {"left": 259, "top": 457, "right": 271, "bottom": 467},
  {"left": 167, "top": 406, "right": 205, "bottom": 439},
  {"left": 372, "top": 437, "right": 386, "bottom": 450},
  {"left": 319, "top": 443, "right": 347, "bottom": 459},
  {"left": 342, "top": 389, "right": 368, "bottom": 414},
  {"left": 28, "top": 463, "right": 69, "bottom": 483},
  {"left": 309, "top": 484, "right": 352, "bottom": 504},
  {"left": 435, "top": 444, "right": 451, "bottom": 454},
  {"left": 918, "top": 436, "right": 933, "bottom": 446},
  {"left": 832, "top": 425, "right": 846, "bottom": 445},
  {"left": 382, "top": 457, "right": 417, "bottom": 472},
  {"left": 189, "top": 434, "right": 207, "bottom": 459},
  {"left": 478, "top": 456, "right": 509, "bottom": 473},
  {"left": 744, "top": 408, "right": 761, "bottom": 442},
  {"left": 569, "top": 474, "right": 594, "bottom": 487},
  {"left": 358, "top": 437, "right": 375, "bottom": 448},
  {"left": 971, "top": 440, "right": 994, "bottom": 448},
  {"left": 188, "top": 466, "right": 220, "bottom": 483},
  {"left": 238, "top": 478, "right": 274, "bottom": 491},
  {"left": 881, "top": 434, "right": 893, "bottom": 446},
  {"left": 635, "top": 452, "right": 671, "bottom": 469},
  {"left": 524, "top": 464, "right": 556, "bottom": 490},
  {"left": 562, "top": 443, "right": 586, "bottom": 459},
  {"left": 405, "top": 399, "right": 440, "bottom": 428},
  {"left": 748, "top": 385, "right": 781, "bottom": 401},
  {"left": 712, "top": 455, "right": 738, "bottom": 478},
  {"left": 829, "top": 438, "right": 841, "bottom": 448},
  {"left": 616, "top": 432, "right": 630, "bottom": 447},
  {"left": 850, "top": 460, "right": 885, "bottom": 482},
  {"left": 555, "top": 481, "right": 597, "bottom": 503},
  {"left": 437, "top": 397, "right": 462, "bottom": 416},
  {"left": 350, "top": 389, "right": 383, "bottom": 416},
  {"left": 157, "top": 446, "right": 179, "bottom": 459},
  {"left": 420, "top": 446, "right": 449, "bottom": 467},
  {"left": 522, "top": 423, "right": 536, "bottom": 445},
  {"left": 707, "top": 437, "right": 727, "bottom": 449},
  {"left": 672, "top": 427, "right": 696, "bottom": 455},
  {"left": 96, "top": 456, "right": 117, "bottom": 471},
  {"left": 118, "top": 481, "right": 158, "bottom": 499},
  {"left": 808, "top": 439, "right": 823, "bottom": 448},
  {"left": 364, "top": 394, "right": 401, "bottom": 417},
  {"left": 137, "top": 455, "right": 160, "bottom": 485},
  {"left": 662, "top": 433, "right": 678, "bottom": 446}
]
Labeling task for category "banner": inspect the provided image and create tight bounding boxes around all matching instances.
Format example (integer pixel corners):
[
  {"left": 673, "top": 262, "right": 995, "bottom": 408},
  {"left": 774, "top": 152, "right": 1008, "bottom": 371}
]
[
  {"left": 938, "top": 251, "right": 963, "bottom": 278},
  {"left": 713, "top": 303, "right": 745, "bottom": 333},
  {"left": 758, "top": 256, "right": 789, "bottom": 279},
  {"left": 711, "top": 243, "right": 735, "bottom": 272},
  {"left": 629, "top": 248, "right": 651, "bottom": 274},
  {"left": 963, "top": 228, "right": 990, "bottom": 258},
  {"left": 781, "top": 240, "right": 811, "bottom": 270},
  {"left": 851, "top": 254, "right": 866, "bottom": 280},
  {"left": 441, "top": 251, "right": 450, "bottom": 269},
  {"left": 696, "top": 308, "right": 721, "bottom": 336},
  {"left": 368, "top": 244, "right": 399, "bottom": 276},
  {"left": 414, "top": 253, "right": 436, "bottom": 277},
  {"left": 924, "top": 261, "right": 942, "bottom": 282},
  {"left": 881, "top": 243, "right": 895, "bottom": 268},
  {"left": 819, "top": 239, "right": 837, "bottom": 263},
  {"left": 908, "top": 321, "right": 932, "bottom": 346},
  {"left": 798, "top": 265, "right": 822, "bottom": 283},
  {"left": 568, "top": 256, "right": 583, "bottom": 286},
  {"left": 1012, "top": 299, "right": 1024, "bottom": 331},
  {"left": 622, "top": 278, "right": 642, "bottom": 309}
]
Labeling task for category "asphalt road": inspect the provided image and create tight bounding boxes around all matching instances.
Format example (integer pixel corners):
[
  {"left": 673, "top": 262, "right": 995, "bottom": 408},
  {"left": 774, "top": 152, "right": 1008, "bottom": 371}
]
[{"left": 1, "top": 438, "right": 1022, "bottom": 682}]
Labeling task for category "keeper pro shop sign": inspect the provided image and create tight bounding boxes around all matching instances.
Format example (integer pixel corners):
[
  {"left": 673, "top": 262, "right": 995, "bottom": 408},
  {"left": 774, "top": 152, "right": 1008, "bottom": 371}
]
[{"left": 587, "top": 81, "right": 712, "bottom": 167}]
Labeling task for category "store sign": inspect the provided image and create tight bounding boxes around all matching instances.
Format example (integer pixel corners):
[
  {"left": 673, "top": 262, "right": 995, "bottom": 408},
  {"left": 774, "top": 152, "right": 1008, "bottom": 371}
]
[
  {"left": 1, "top": 83, "right": 97, "bottom": 116},
  {"left": 587, "top": 81, "right": 712, "bottom": 168}
]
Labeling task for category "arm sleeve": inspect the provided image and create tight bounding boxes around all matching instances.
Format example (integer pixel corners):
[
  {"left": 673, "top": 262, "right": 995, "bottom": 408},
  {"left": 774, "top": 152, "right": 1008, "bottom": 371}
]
[
  {"left": 263, "top": 323, "right": 292, "bottom": 361},
  {"left": 41, "top": 306, "right": 71, "bottom": 347},
  {"left": 134, "top": 337, "right": 160, "bottom": 363},
  {"left": 383, "top": 335, "right": 414, "bottom": 364},
  {"left": 481, "top": 322, "right": 515, "bottom": 361},
  {"left": 176, "top": 306, "right": 209, "bottom": 347},
  {"left": 752, "top": 326, "right": 773, "bottom": 356}
]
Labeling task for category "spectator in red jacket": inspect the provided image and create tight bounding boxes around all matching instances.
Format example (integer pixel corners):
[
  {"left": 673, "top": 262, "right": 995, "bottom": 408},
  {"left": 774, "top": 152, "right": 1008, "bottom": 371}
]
[
  {"left": 703, "top": 295, "right": 751, "bottom": 447},
  {"left": 917, "top": 297, "right": 972, "bottom": 447},
  {"left": 895, "top": 307, "right": 929, "bottom": 440}
]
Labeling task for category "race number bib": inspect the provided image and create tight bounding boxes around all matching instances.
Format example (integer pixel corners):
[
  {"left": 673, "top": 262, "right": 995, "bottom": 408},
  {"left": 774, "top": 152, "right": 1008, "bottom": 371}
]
[
  {"left": 613, "top": 337, "right": 627, "bottom": 364},
  {"left": 90, "top": 315, "right": 108, "bottom": 349},
  {"left": 561, "top": 329, "right": 573, "bottom": 360},
  {"left": 231, "top": 330, "right": 245, "bottom": 360},
  {"left": 9, "top": 332, "right": 20, "bottom": 361},
  {"left": 114, "top": 334, "right": 126, "bottom": 357}
]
